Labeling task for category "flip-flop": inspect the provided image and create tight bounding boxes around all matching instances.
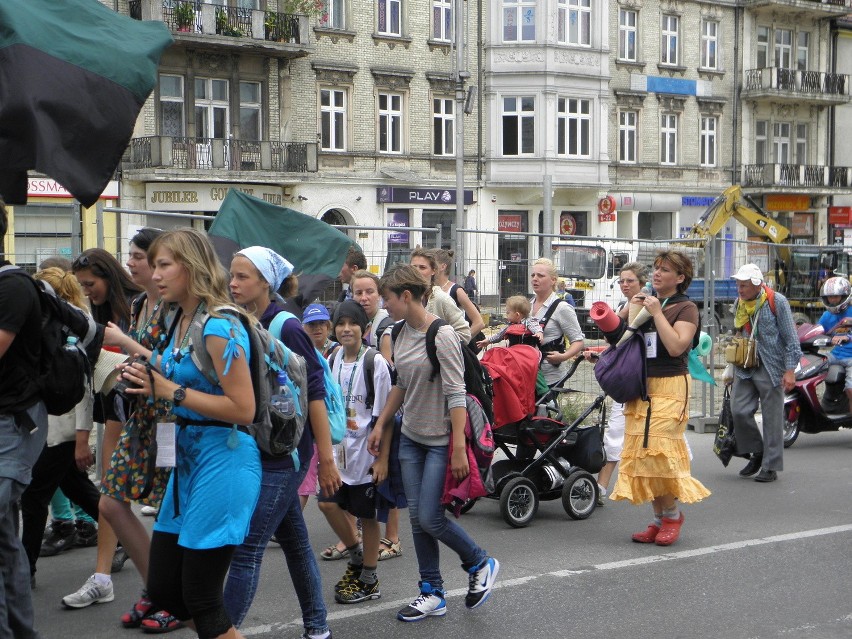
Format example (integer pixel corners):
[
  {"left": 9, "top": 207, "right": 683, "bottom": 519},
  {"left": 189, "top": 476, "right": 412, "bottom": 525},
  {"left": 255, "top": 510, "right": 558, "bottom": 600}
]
[
  {"left": 378, "top": 537, "right": 402, "bottom": 561},
  {"left": 320, "top": 544, "right": 349, "bottom": 561}
]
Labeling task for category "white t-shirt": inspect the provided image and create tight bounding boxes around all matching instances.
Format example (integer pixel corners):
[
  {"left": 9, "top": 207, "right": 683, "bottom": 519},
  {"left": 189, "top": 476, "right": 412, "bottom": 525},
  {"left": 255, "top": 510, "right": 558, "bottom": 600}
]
[
  {"left": 332, "top": 348, "right": 392, "bottom": 485},
  {"left": 365, "top": 308, "right": 390, "bottom": 348}
]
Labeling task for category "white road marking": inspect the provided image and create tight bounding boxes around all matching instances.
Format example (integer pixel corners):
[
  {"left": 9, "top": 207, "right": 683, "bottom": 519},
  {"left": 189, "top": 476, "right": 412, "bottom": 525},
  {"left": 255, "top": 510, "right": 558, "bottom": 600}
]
[{"left": 243, "top": 523, "right": 852, "bottom": 636}]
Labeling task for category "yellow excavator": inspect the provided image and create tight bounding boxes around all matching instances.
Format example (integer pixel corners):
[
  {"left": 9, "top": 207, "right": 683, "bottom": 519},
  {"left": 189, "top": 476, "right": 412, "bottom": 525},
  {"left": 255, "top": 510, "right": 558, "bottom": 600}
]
[{"left": 683, "top": 185, "right": 852, "bottom": 323}]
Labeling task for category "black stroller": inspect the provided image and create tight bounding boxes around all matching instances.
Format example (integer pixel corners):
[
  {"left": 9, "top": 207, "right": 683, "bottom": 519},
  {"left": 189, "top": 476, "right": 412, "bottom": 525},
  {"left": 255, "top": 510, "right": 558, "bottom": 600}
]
[{"left": 479, "top": 347, "right": 607, "bottom": 528}]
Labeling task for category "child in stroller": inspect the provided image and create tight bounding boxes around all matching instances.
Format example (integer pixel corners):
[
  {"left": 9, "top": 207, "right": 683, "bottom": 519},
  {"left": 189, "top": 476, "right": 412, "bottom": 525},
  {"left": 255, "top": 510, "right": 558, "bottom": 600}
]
[
  {"left": 476, "top": 296, "right": 543, "bottom": 350},
  {"left": 475, "top": 345, "right": 607, "bottom": 527}
]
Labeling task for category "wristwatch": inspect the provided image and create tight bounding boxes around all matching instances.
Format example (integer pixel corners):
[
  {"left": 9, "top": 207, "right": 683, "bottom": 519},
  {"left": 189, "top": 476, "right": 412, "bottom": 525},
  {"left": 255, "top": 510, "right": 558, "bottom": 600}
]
[{"left": 173, "top": 385, "right": 187, "bottom": 407}]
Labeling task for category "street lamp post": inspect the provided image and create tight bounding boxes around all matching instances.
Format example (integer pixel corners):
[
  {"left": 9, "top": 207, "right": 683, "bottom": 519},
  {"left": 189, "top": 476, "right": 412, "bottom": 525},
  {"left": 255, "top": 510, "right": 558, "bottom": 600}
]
[{"left": 454, "top": 0, "right": 465, "bottom": 275}]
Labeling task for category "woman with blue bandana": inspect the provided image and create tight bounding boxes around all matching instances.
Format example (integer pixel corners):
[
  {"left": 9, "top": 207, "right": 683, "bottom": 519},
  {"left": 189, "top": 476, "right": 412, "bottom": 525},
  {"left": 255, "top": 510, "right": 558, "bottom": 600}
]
[{"left": 225, "top": 246, "right": 339, "bottom": 639}]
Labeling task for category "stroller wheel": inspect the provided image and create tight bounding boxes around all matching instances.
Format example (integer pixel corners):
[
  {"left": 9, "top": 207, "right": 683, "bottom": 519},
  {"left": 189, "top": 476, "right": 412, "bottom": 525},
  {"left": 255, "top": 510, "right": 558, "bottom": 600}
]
[
  {"left": 499, "top": 477, "right": 539, "bottom": 528},
  {"left": 561, "top": 471, "right": 597, "bottom": 520}
]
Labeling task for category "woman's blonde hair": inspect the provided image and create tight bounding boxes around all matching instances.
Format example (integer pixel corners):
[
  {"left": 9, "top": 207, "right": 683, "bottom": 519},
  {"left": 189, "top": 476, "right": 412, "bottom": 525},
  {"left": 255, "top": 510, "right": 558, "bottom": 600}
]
[
  {"left": 505, "top": 295, "right": 531, "bottom": 317},
  {"left": 379, "top": 264, "right": 428, "bottom": 300},
  {"left": 429, "top": 248, "right": 455, "bottom": 276},
  {"left": 35, "top": 267, "right": 88, "bottom": 311},
  {"left": 620, "top": 262, "right": 649, "bottom": 286},
  {"left": 148, "top": 228, "right": 250, "bottom": 321},
  {"left": 532, "top": 257, "right": 558, "bottom": 291}
]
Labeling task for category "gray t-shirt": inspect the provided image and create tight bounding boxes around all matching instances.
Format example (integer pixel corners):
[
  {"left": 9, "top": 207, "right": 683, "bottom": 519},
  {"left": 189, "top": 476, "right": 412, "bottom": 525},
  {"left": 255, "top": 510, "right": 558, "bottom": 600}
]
[
  {"left": 531, "top": 293, "right": 585, "bottom": 384},
  {"left": 393, "top": 321, "right": 467, "bottom": 446}
]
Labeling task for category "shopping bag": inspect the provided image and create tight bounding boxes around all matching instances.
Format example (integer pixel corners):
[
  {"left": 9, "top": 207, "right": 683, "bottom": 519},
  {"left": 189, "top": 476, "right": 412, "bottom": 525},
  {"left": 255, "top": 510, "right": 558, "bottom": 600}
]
[{"left": 713, "top": 386, "right": 737, "bottom": 467}]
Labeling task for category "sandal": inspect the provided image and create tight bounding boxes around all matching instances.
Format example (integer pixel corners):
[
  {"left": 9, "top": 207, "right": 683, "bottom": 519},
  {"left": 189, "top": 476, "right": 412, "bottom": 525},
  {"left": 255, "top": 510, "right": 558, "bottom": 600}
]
[
  {"left": 140, "top": 609, "right": 185, "bottom": 634},
  {"left": 320, "top": 544, "right": 350, "bottom": 561},
  {"left": 120, "top": 591, "right": 153, "bottom": 628},
  {"left": 378, "top": 538, "right": 402, "bottom": 561},
  {"left": 655, "top": 512, "right": 685, "bottom": 546}
]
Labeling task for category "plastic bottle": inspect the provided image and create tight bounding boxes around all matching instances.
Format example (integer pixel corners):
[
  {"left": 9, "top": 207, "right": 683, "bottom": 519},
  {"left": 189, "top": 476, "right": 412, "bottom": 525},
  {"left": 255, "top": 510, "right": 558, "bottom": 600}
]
[
  {"left": 271, "top": 370, "right": 296, "bottom": 419},
  {"left": 642, "top": 283, "right": 654, "bottom": 297}
]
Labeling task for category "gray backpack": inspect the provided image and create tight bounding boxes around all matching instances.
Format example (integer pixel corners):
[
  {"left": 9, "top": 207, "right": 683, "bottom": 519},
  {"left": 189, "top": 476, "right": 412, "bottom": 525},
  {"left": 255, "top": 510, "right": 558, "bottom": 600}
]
[{"left": 188, "top": 305, "right": 308, "bottom": 460}]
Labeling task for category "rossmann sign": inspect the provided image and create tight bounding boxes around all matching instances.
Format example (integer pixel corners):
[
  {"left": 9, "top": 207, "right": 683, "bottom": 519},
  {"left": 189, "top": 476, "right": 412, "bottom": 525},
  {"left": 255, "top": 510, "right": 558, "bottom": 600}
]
[
  {"left": 377, "top": 187, "right": 475, "bottom": 205},
  {"left": 28, "top": 178, "right": 119, "bottom": 200}
]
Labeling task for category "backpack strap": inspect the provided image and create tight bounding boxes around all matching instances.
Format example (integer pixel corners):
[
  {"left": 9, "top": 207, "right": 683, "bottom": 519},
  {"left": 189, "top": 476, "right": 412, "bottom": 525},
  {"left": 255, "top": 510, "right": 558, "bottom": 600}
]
[
  {"left": 372, "top": 315, "right": 395, "bottom": 348},
  {"left": 448, "top": 283, "right": 459, "bottom": 305},
  {"left": 762, "top": 284, "right": 776, "bottom": 316},
  {"left": 539, "top": 297, "right": 564, "bottom": 329},
  {"left": 362, "top": 347, "right": 379, "bottom": 409},
  {"left": 424, "top": 318, "right": 449, "bottom": 382},
  {"left": 187, "top": 304, "right": 246, "bottom": 387},
  {"left": 269, "top": 309, "right": 298, "bottom": 341}
]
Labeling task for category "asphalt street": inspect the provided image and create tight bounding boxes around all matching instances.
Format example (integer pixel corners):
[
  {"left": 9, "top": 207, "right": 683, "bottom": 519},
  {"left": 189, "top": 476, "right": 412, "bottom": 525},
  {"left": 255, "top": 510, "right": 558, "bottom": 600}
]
[{"left": 30, "top": 427, "right": 852, "bottom": 639}]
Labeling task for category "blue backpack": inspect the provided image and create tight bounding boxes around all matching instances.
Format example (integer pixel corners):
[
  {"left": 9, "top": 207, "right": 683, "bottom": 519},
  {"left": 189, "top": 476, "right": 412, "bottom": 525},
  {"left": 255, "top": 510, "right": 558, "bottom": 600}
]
[{"left": 270, "top": 312, "right": 346, "bottom": 445}]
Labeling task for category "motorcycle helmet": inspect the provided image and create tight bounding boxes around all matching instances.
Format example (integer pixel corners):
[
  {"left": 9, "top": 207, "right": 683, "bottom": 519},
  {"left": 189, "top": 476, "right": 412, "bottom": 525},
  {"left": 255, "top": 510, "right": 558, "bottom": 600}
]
[{"left": 820, "top": 277, "right": 852, "bottom": 313}]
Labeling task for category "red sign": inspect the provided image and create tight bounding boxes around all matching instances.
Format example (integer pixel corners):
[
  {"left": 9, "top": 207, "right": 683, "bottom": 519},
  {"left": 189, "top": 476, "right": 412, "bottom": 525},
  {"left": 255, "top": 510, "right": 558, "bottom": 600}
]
[
  {"left": 598, "top": 212, "right": 616, "bottom": 223},
  {"left": 829, "top": 206, "right": 852, "bottom": 226},
  {"left": 560, "top": 213, "right": 576, "bottom": 235},
  {"left": 498, "top": 214, "right": 522, "bottom": 233}
]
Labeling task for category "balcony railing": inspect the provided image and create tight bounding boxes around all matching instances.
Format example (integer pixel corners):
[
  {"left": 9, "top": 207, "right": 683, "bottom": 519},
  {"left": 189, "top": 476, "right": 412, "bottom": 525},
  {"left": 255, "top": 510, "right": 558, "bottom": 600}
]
[
  {"left": 742, "top": 0, "right": 851, "bottom": 12},
  {"left": 743, "top": 67, "right": 850, "bottom": 99},
  {"left": 131, "top": 1, "right": 308, "bottom": 46},
  {"left": 124, "top": 136, "right": 318, "bottom": 173},
  {"left": 742, "top": 164, "right": 852, "bottom": 188}
]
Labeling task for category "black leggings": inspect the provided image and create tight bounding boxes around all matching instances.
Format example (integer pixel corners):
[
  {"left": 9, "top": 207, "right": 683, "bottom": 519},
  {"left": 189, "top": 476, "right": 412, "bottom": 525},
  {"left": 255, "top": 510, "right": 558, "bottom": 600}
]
[{"left": 147, "top": 531, "right": 235, "bottom": 639}]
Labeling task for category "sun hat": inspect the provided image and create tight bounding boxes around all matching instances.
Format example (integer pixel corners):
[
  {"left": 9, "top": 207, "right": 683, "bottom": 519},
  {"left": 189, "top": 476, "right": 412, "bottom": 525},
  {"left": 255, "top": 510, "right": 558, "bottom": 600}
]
[
  {"left": 731, "top": 264, "right": 764, "bottom": 286},
  {"left": 92, "top": 349, "right": 130, "bottom": 395}
]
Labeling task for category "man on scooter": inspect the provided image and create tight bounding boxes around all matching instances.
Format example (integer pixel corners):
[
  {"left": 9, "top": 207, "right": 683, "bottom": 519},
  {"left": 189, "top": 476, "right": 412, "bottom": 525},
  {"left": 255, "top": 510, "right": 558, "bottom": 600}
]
[
  {"left": 726, "top": 264, "right": 801, "bottom": 483},
  {"left": 817, "top": 277, "right": 852, "bottom": 407}
]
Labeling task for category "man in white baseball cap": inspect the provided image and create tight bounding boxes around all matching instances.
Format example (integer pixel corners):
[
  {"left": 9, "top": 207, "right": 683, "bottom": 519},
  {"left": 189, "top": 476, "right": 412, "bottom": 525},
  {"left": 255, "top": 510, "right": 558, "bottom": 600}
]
[{"left": 727, "top": 263, "right": 801, "bottom": 483}]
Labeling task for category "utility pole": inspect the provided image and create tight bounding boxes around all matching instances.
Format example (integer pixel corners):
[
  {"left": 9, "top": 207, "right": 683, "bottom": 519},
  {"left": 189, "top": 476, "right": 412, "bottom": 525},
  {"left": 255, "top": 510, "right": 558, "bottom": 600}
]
[{"left": 454, "top": 0, "right": 465, "bottom": 276}]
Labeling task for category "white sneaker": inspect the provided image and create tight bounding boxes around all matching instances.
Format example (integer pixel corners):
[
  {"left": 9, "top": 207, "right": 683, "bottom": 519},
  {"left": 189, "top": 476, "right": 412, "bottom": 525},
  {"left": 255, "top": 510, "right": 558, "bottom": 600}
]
[
  {"left": 465, "top": 557, "right": 500, "bottom": 609},
  {"left": 62, "top": 575, "right": 115, "bottom": 608},
  {"left": 596, "top": 485, "right": 607, "bottom": 506},
  {"left": 397, "top": 583, "right": 447, "bottom": 622},
  {"left": 140, "top": 505, "right": 159, "bottom": 516}
]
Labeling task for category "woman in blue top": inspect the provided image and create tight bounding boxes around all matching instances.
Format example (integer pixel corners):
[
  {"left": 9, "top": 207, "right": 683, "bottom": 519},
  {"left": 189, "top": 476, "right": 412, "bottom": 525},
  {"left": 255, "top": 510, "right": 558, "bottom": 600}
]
[{"left": 119, "top": 229, "right": 260, "bottom": 639}]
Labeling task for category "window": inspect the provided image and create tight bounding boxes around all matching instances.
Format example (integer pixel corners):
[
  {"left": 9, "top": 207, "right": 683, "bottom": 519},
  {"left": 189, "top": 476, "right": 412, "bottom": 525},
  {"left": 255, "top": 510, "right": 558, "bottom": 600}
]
[
  {"left": 320, "top": 0, "right": 345, "bottom": 29},
  {"left": 433, "top": 97, "right": 454, "bottom": 156},
  {"left": 796, "top": 123, "right": 807, "bottom": 163},
  {"left": 432, "top": 0, "right": 452, "bottom": 41},
  {"left": 661, "top": 15, "right": 679, "bottom": 65},
  {"left": 378, "top": 92, "right": 403, "bottom": 153},
  {"left": 700, "top": 21, "right": 718, "bottom": 70},
  {"left": 797, "top": 32, "right": 809, "bottom": 72},
  {"left": 195, "top": 77, "right": 229, "bottom": 139},
  {"left": 377, "top": 0, "right": 401, "bottom": 36},
  {"left": 320, "top": 88, "right": 346, "bottom": 151},
  {"left": 558, "top": 0, "right": 591, "bottom": 46},
  {"left": 700, "top": 116, "right": 717, "bottom": 167},
  {"left": 503, "top": 0, "right": 535, "bottom": 43},
  {"left": 618, "top": 110, "right": 637, "bottom": 163},
  {"left": 159, "top": 74, "right": 185, "bottom": 137},
  {"left": 557, "top": 98, "right": 591, "bottom": 157},
  {"left": 775, "top": 28, "right": 792, "bottom": 69},
  {"left": 755, "top": 120, "right": 767, "bottom": 164},
  {"left": 618, "top": 9, "right": 637, "bottom": 62},
  {"left": 757, "top": 26, "right": 769, "bottom": 68},
  {"left": 239, "top": 81, "right": 261, "bottom": 141},
  {"left": 501, "top": 96, "right": 535, "bottom": 155},
  {"left": 660, "top": 113, "right": 677, "bottom": 164},
  {"left": 773, "top": 122, "right": 790, "bottom": 163}
]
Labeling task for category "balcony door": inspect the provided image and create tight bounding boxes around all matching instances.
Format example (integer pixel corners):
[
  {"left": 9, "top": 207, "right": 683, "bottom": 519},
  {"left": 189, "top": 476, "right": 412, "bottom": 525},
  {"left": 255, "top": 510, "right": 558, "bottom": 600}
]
[{"left": 195, "top": 78, "right": 229, "bottom": 169}]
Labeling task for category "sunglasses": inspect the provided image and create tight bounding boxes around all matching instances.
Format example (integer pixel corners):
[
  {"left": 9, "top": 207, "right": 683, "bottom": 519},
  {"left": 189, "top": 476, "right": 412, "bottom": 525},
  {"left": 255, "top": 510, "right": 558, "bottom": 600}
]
[
  {"left": 72, "top": 254, "right": 107, "bottom": 277},
  {"left": 617, "top": 278, "right": 639, "bottom": 285}
]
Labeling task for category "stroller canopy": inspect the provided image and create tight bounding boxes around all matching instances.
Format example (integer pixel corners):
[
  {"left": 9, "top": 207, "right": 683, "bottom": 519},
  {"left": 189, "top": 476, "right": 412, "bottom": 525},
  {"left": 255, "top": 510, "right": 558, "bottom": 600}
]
[{"left": 481, "top": 345, "right": 540, "bottom": 428}]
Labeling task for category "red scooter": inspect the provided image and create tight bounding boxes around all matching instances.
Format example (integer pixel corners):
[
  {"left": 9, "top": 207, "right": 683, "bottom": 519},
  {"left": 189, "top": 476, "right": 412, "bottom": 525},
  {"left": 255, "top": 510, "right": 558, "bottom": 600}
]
[{"left": 783, "top": 318, "right": 852, "bottom": 447}]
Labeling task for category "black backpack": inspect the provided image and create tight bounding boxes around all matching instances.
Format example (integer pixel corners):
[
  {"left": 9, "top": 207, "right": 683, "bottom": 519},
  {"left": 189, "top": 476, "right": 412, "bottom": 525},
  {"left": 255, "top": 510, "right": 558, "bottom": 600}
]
[
  {"left": 391, "top": 318, "right": 494, "bottom": 424},
  {"left": 0, "top": 266, "right": 104, "bottom": 416}
]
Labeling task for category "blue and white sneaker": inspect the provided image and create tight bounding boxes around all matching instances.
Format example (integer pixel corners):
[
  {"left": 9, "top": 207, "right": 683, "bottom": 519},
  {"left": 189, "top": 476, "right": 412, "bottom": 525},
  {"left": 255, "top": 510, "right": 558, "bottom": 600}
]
[
  {"left": 465, "top": 557, "right": 500, "bottom": 609},
  {"left": 397, "top": 582, "right": 447, "bottom": 622}
]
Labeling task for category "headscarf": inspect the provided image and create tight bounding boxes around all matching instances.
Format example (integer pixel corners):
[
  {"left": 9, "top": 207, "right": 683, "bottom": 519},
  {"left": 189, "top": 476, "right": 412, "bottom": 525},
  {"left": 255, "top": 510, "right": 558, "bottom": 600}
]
[{"left": 236, "top": 246, "right": 293, "bottom": 293}]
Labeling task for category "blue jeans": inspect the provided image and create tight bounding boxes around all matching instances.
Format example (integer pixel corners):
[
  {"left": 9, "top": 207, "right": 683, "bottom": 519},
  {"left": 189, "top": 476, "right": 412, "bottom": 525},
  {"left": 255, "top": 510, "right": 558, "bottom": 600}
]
[
  {"left": 0, "top": 403, "right": 48, "bottom": 639},
  {"left": 398, "top": 434, "right": 485, "bottom": 591},
  {"left": 223, "top": 463, "right": 328, "bottom": 634}
]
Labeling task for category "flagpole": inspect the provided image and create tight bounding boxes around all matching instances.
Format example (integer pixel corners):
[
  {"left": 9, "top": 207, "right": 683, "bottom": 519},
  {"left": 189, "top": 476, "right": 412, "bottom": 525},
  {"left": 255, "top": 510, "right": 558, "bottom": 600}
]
[{"left": 454, "top": 0, "right": 465, "bottom": 277}]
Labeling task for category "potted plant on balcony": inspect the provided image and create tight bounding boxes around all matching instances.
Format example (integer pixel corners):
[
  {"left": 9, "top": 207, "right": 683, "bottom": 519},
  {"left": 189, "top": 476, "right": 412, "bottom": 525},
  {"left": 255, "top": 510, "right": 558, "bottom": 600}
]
[
  {"left": 174, "top": 2, "right": 195, "bottom": 32},
  {"left": 216, "top": 7, "right": 244, "bottom": 37}
]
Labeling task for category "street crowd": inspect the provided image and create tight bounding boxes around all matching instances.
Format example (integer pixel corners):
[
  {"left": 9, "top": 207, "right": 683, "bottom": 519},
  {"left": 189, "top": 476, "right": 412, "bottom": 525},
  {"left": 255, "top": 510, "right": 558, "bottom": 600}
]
[{"left": 0, "top": 198, "right": 814, "bottom": 639}]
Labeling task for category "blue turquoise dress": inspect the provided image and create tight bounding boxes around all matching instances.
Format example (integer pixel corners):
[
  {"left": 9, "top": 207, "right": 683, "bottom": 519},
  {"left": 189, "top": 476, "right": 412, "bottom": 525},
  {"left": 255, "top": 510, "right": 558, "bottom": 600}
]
[{"left": 154, "top": 315, "right": 261, "bottom": 549}]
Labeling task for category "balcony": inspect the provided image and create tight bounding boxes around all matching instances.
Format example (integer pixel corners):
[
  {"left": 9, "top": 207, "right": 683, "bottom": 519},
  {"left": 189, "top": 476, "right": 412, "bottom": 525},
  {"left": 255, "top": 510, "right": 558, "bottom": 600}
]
[
  {"left": 742, "top": 164, "right": 852, "bottom": 191},
  {"left": 123, "top": 137, "right": 318, "bottom": 177},
  {"left": 129, "top": 0, "right": 312, "bottom": 59},
  {"left": 742, "top": 68, "right": 851, "bottom": 105},
  {"left": 742, "top": 0, "right": 850, "bottom": 16}
]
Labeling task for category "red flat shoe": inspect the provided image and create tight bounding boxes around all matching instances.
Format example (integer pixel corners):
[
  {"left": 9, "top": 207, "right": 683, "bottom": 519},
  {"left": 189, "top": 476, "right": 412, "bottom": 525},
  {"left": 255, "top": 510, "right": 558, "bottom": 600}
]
[
  {"left": 655, "top": 512, "right": 685, "bottom": 546},
  {"left": 631, "top": 524, "right": 660, "bottom": 544}
]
